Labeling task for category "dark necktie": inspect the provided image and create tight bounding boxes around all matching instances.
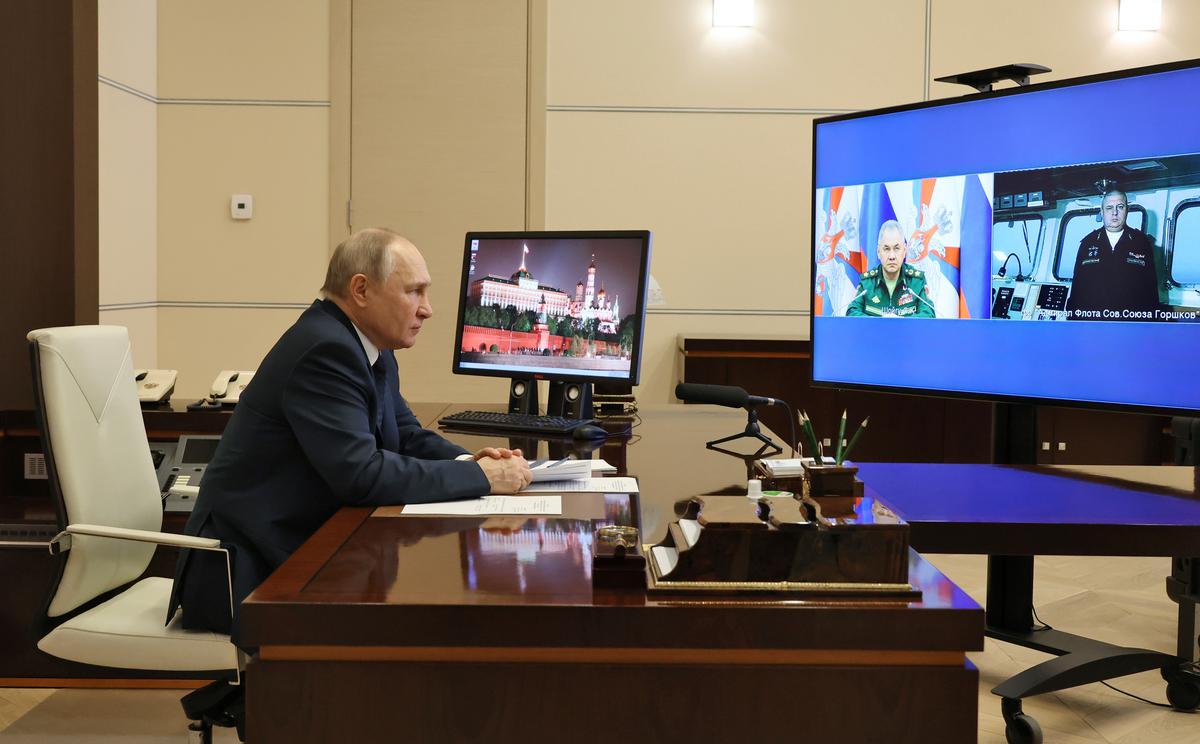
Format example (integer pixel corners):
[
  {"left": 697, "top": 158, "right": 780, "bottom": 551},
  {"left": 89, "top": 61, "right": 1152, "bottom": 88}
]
[{"left": 371, "top": 357, "right": 387, "bottom": 432}]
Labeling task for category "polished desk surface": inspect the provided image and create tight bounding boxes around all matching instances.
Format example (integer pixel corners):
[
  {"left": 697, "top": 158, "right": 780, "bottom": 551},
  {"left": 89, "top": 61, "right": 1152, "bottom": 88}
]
[
  {"left": 242, "top": 405, "right": 982, "bottom": 654},
  {"left": 856, "top": 461, "right": 1200, "bottom": 555}
]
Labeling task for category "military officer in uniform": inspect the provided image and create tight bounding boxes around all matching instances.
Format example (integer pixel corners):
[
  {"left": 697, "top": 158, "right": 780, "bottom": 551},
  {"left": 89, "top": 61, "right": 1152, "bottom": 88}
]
[
  {"left": 845, "top": 220, "right": 936, "bottom": 317},
  {"left": 1066, "top": 189, "right": 1160, "bottom": 320}
]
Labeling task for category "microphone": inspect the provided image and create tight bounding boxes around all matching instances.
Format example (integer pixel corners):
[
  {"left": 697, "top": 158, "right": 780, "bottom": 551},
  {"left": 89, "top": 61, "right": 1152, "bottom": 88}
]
[
  {"left": 674, "top": 383, "right": 778, "bottom": 409},
  {"left": 907, "top": 287, "right": 937, "bottom": 314}
]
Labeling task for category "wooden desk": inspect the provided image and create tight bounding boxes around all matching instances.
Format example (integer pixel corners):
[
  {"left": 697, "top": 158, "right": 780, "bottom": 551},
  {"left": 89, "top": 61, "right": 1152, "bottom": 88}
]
[
  {"left": 243, "top": 406, "right": 984, "bottom": 744},
  {"left": 856, "top": 462, "right": 1200, "bottom": 735}
]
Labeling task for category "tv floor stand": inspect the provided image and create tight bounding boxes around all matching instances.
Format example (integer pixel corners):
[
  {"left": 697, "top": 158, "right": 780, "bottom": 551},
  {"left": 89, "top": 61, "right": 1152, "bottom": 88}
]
[{"left": 986, "top": 403, "right": 1200, "bottom": 744}]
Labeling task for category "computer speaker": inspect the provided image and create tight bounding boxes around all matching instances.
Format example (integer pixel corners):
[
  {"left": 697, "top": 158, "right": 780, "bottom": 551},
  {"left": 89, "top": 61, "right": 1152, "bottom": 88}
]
[
  {"left": 507, "top": 378, "right": 539, "bottom": 414},
  {"left": 548, "top": 381, "right": 593, "bottom": 419}
]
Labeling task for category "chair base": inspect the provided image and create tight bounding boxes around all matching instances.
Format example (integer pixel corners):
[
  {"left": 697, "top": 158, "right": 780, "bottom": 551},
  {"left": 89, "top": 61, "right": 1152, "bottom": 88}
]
[{"left": 182, "top": 673, "right": 245, "bottom": 742}]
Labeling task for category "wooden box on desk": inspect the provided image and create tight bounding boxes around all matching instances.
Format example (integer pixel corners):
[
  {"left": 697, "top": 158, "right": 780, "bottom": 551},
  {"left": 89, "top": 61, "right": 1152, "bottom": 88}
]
[
  {"left": 592, "top": 525, "right": 647, "bottom": 589},
  {"left": 753, "top": 460, "right": 865, "bottom": 499},
  {"left": 645, "top": 495, "right": 914, "bottom": 597}
]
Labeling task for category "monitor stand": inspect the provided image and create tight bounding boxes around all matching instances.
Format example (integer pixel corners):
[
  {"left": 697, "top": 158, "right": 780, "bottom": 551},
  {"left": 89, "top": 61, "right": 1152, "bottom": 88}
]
[
  {"left": 992, "top": 402, "right": 1037, "bottom": 465},
  {"left": 982, "top": 402, "right": 1190, "bottom": 737}
]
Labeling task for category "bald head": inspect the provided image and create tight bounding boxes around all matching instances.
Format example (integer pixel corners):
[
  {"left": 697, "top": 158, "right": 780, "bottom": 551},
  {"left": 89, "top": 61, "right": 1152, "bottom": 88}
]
[{"left": 322, "top": 227, "right": 410, "bottom": 299}]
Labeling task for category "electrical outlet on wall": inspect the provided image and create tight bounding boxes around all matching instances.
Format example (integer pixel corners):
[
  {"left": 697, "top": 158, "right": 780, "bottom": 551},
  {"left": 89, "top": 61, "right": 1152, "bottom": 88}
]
[{"left": 231, "top": 194, "right": 254, "bottom": 220}]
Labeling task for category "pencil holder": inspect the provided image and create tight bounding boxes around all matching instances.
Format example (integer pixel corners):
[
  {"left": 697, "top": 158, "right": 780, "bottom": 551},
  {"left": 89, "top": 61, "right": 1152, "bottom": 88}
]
[{"left": 801, "top": 463, "right": 863, "bottom": 499}]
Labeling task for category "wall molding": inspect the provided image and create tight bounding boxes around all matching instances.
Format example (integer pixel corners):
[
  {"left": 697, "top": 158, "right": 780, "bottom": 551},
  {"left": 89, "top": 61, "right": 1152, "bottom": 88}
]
[
  {"left": 548, "top": 104, "right": 855, "bottom": 117},
  {"left": 100, "top": 300, "right": 313, "bottom": 311},
  {"left": 99, "top": 301, "right": 805, "bottom": 318},
  {"left": 98, "top": 75, "right": 330, "bottom": 107},
  {"left": 649, "top": 307, "right": 807, "bottom": 317}
]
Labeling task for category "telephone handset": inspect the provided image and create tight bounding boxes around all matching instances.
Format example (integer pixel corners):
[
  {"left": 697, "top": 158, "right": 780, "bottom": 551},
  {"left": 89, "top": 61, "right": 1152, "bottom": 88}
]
[
  {"left": 133, "top": 369, "right": 177, "bottom": 404},
  {"left": 210, "top": 370, "right": 256, "bottom": 404}
]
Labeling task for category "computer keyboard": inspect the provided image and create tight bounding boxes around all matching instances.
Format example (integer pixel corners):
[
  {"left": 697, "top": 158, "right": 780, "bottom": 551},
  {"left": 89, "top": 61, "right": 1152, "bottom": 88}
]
[{"left": 438, "top": 410, "right": 599, "bottom": 435}]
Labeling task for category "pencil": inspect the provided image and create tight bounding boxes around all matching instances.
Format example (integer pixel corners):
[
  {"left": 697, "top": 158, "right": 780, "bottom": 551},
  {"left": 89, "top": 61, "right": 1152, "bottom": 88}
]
[
  {"left": 838, "top": 416, "right": 870, "bottom": 466},
  {"left": 800, "top": 410, "right": 821, "bottom": 462},
  {"left": 835, "top": 409, "right": 847, "bottom": 464}
]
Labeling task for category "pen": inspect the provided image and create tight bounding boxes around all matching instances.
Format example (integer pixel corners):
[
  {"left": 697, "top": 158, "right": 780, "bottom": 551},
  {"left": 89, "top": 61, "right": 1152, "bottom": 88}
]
[
  {"left": 837, "top": 416, "right": 869, "bottom": 466},
  {"left": 835, "top": 409, "right": 847, "bottom": 464},
  {"left": 546, "top": 455, "right": 573, "bottom": 468}
]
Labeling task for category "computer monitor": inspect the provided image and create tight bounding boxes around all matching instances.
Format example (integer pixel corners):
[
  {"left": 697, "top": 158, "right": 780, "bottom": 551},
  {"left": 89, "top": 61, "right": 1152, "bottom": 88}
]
[
  {"left": 452, "top": 230, "right": 651, "bottom": 415},
  {"left": 811, "top": 58, "right": 1200, "bottom": 416}
]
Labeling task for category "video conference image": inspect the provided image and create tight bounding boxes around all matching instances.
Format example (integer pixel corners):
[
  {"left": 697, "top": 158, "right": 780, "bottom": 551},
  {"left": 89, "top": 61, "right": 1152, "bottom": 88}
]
[
  {"left": 814, "top": 152, "right": 1200, "bottom": 324},
  {"left": 456, "top": 236, "right": 644, "bottom": 379},
  {"left": 814, "top": 174, "right": 993, "bottom": 319},
  {"left": 991, "top": 152, "right": 1200, "bottom": 323}
]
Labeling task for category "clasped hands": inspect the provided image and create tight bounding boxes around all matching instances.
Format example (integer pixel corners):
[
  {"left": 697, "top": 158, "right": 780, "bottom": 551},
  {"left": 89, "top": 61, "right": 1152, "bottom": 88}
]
[{"left": 472, "top": 447, "right": 532, "bottom": 493}]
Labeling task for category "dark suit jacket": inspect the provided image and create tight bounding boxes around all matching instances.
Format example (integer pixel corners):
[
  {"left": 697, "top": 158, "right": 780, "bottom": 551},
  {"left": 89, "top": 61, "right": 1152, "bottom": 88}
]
[
  {"left": 1066, "top": 227, "right": 1160, "bottom": 319},
  {"left": 169, "top": 299, "right": 489, "bottom": 643}
]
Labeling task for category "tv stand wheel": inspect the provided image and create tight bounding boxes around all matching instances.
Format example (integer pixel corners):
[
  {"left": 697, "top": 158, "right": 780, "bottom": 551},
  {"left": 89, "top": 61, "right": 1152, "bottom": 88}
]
[
  {"left": 1001, "top": 698, "right": 1042, "bottom": 744},
  {"left": 1166, "top": 678, "right": 1200, "bottom": 711}
]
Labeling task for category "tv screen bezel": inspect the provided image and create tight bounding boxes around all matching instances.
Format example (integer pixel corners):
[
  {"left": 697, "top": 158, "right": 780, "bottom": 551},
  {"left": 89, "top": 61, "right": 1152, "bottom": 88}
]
[
  {"left": 809, "top": 57, "right": 1200, "bottom": 417},
  {"left": 451, "top": 229, "right": 652, "bottom": 387}
]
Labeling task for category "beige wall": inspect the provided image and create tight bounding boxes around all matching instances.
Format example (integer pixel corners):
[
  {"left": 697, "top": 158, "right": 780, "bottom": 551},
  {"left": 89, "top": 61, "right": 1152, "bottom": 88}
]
[
  {"left": 349, "top": 0, "right": 532, "bottom": 405},
  {"left": 543, "top": 0, "right": 1200, "bottom": 405},
  {"left": 97, "top": 0, "right": 158, "bottom": 368},
  {"left": 97, "top": 0, "right": 1200, "bottom": 405}
]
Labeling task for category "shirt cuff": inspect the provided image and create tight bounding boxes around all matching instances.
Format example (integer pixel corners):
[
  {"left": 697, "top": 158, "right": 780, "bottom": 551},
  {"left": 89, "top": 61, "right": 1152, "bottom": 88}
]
[{"left": 455, "top": 453, "right": 475, "bottom": 461}]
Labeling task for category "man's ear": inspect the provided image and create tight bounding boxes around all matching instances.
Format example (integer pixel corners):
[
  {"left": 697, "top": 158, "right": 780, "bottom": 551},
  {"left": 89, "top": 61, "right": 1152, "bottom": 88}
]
[{"left": 347, "top": 274, "right": 370, "bottom": 307}]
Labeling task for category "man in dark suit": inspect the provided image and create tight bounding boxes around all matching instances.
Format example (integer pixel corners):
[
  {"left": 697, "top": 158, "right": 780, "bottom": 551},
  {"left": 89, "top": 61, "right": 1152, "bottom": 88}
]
[
  {"left": 170, "top": 228, "right": 531, "bottom": 642},
  {"left": 1066, "top": 190, "right": 1161, "bottom": 320}
]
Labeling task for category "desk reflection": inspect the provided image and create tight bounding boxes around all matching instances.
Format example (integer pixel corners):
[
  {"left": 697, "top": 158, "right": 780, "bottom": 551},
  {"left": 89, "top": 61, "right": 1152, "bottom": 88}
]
[{"left": 308, "top": 494, "right": 639, "bottom": 604}]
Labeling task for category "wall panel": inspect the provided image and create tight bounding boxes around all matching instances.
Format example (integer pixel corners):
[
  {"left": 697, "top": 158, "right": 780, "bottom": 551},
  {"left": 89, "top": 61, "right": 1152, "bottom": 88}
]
[
  {"left": 156, "top": 306, "right": 307, "bottom": 399},
  {"left": 350, "top": 0, "right": 530, "bottom": 404},
  {"left": 930, "top": 0, "right": 1200, "bottom": 100},
  {"left": 545, "top": 111, "right": 811, "bottom": 312},
  {"left": 547, "top": 0, "right": 926, "bottom": 111},
  {"left": 98, "top": 84, "right": 157, "bottom": 306},
  {"left": 157, "top": 0, "right": 329, "bottom": 100},
  {"left": 157, "top": 105, "right": 329, "bottom": 304}
]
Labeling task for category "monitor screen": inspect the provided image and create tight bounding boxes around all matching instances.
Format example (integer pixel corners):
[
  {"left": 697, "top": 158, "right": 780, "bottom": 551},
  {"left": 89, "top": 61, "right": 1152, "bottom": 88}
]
[
  {"left": 452, "top": 231, "right": 651, "bottom": 385},
  {"left": 811, "top": 59, "right": 1200, "bottom": 415},
  {"left": 178, "top": 436, "right": 220, "bottom": 465}
]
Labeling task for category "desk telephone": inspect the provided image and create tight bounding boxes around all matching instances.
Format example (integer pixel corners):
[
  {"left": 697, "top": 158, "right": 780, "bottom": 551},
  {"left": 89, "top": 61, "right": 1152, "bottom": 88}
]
[
  {"left": 211, "top": 370, "right": 255, "bottom": 404},
  {"left": 134, "top": 369, "right": 177, "bottom": 404}
]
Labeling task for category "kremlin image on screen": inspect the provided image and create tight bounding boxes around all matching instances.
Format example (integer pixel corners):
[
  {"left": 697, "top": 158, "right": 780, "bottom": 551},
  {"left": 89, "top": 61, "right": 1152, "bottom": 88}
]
[
  {"left": 814, "top": 174, "right": 994, "bottom": 319},
  {"left": 457, "top": 237, "right": 644, "bottom": 379}
]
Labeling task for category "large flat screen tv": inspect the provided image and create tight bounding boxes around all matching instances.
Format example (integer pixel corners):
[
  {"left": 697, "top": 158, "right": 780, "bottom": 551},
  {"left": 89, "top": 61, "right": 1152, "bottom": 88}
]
[{"left": 811, "top": 59, "right": 1200, "bottom": 415}]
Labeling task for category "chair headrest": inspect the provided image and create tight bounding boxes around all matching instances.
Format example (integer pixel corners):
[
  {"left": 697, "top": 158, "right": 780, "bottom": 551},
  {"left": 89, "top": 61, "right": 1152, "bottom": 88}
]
[{"left": 28, "top": 326, "right": 132, "bottom": 424}]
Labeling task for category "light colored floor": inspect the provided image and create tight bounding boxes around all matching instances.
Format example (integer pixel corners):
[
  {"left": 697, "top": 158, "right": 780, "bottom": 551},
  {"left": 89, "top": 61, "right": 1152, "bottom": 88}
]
[
  {"left": 0, "top": 555, "right": 1196, "bottom": 742},
  {"left": 927, "top": 553, "right": 1200, "bottom": 743}
]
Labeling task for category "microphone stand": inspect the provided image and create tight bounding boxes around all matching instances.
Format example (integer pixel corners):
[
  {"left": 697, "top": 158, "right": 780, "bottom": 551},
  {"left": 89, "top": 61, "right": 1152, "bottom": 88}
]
[{"left": 705, "top": 405, "right": 783, "bottom": 468}]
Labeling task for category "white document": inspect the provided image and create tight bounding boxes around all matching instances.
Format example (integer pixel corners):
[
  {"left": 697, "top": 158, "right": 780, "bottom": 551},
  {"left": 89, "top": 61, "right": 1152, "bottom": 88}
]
[
  {"left": 521, "top": 476, "right": 639, "bottom": 493},
  {"left": 529, "top": 459, "right": 592, "bottom": 482},
  {"left": 403, "top": 495, "right": 562, "bottom": 516},
  {"left": 591, "top": 459, "right": 617, "bottom": 474},
  {"left": 651, "top": 545, "right": 679, "bottom": 576}
]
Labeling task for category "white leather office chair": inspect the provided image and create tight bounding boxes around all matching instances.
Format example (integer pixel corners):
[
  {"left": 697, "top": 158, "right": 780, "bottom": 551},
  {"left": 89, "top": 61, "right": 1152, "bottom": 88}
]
[{"left": 28, "top": 326, "right": 242, "bottom": 743}]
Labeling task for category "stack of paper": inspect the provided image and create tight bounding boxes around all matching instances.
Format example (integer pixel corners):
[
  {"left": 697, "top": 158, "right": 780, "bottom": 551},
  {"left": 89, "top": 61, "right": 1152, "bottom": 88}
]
[
  {"left": 760, "top": 456, "right": 839, "bottom": 476},
  {"left": 529, "top": 459, "right": 592, "bottom": 482},
  {"left": 758, "top": 458, "right": 806, "bottom": 476}
]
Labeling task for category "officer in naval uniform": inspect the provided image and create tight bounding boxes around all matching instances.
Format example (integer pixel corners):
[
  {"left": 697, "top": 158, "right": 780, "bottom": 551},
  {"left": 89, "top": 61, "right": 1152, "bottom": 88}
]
[
  {"left": 845, "top": 220, "right": 936, "bottom": 318},
  {"left": 1066, "top": 190, "right": 1160, "bottom": 321}
]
